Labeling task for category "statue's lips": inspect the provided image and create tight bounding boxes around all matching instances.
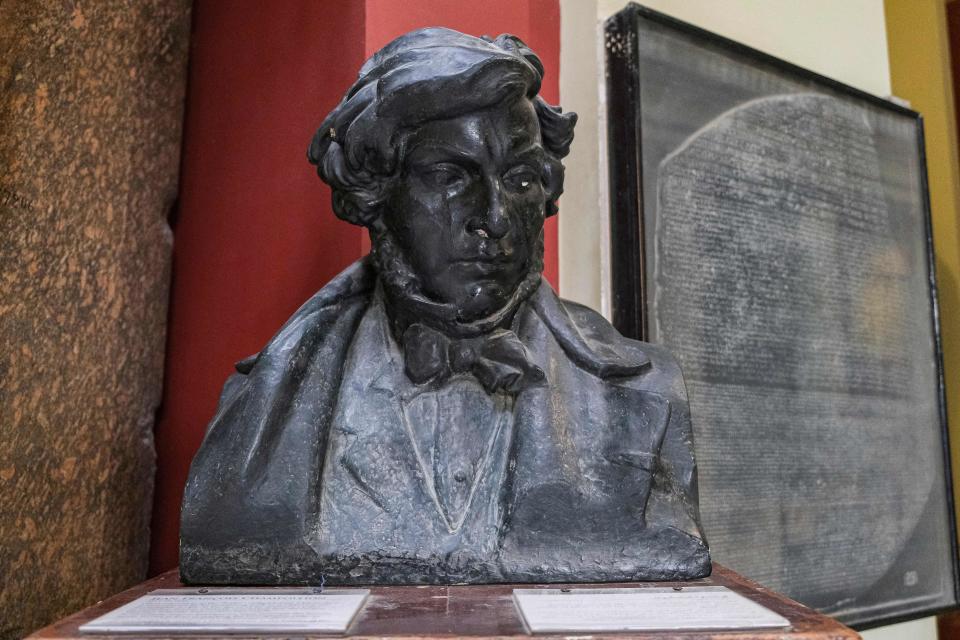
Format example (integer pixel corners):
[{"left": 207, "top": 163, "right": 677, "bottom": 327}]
[{"left": 452, "top": 257, "right": 516, "bottom": 274}]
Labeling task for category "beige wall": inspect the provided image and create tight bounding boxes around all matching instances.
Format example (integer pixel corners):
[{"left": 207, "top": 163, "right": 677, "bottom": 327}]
[{"left": 558, "top": 1, "right": 939, "bottom": 639}]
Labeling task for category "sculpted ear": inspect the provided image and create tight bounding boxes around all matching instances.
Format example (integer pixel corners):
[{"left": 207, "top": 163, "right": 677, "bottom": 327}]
[
  {"left": 331, "top": 190, "right": 375, "bottom": 227},
  {"left": 533, "top": 97, "right": 575, "bottom": 218},
  {"left": 535, "top": 98, "right": 577, "bottom": 157},
  {"left": 319, "top": 141, "right": 390, "bottom": 227},
  {"left": 543, "top": 157, "right": 565, "bottom": 218}
]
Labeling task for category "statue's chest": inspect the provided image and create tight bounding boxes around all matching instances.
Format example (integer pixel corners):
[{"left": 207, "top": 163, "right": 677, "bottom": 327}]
[
  {"left": 398, "top": 381, "right": 514, "bottom": 532},
  {"left": 317, "top": 366, "right": 516, "bottom": 555}
]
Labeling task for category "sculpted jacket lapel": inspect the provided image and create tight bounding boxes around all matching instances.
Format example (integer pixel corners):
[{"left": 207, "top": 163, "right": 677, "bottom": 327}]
[
  {"left": 505, "top": 287, "right": 673, "bottom": 537},
  {"left": 335, "top": 319, "right": 422, "bottom": 515},
  {"left": 354, "top": 306, "right": 513, "bottom": 532},
  {"left": 357, "top": 280, "right": 668, "bottom": 536}
]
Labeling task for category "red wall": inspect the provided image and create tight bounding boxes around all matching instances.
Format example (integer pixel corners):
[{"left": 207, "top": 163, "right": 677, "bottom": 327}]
[{"left": 150, "top": 0, "right": 561, "bottom": 574}]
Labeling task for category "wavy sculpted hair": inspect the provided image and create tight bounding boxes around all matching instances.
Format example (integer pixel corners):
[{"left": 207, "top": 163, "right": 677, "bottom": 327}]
[{"left": 307, "top": 28, "right": 577, "bottom": 228}]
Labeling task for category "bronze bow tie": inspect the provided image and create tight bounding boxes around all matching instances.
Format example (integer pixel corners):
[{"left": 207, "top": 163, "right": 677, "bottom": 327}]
[{"left": 402, "top": 323, "right": 546, "bottom": 394}]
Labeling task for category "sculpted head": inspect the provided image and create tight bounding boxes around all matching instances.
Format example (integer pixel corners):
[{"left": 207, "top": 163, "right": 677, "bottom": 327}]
[{"left": 309, "top": 28, "right": 577, "bottom": 324}]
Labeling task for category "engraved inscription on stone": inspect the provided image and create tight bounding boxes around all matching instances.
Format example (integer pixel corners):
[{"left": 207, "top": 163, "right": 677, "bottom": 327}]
[{"left": 654, "top": 94, "right": 946, "bottom": 613}]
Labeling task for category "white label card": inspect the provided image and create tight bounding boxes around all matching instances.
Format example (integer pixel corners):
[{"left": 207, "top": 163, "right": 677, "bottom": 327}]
[
  {"left": 513, "top": 586, "right": 790, "bottom": 633},
  {"left": 78, "top": 588, "right": 370, "bottom": 635}
]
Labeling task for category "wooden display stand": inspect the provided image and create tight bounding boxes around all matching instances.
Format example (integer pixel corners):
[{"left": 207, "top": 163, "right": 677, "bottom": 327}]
[{"left": 29, "top": 564, "right": 858, "bottom": 639}]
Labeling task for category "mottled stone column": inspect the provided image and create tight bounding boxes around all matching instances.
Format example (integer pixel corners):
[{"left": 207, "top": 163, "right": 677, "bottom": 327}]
[{"left": 0, "top": 2, "right": 190, "bottom": 637}]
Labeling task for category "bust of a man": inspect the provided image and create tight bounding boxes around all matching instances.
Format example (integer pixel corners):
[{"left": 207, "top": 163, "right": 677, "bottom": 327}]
[{"left": 180, "top": 28, "right": 710, "bottom": 585}]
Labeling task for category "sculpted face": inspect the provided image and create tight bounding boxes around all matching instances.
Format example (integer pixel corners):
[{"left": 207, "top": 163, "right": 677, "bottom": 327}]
[{"left": 384, "top": 97, "right": 547, "bottom": 321}]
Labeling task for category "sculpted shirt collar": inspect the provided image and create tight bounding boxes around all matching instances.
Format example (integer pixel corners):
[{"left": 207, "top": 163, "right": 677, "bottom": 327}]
[
  {"left": 379, "top": 271, "right": 546, "bottom": 395},
  {"left": 232, "top": 257, "right": 651, "bottom": 385}
]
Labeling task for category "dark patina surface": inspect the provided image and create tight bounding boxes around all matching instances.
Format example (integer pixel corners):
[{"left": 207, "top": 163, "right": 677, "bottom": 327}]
[{"left": 179, "top": 27, "right": 710, "bottom": 585}]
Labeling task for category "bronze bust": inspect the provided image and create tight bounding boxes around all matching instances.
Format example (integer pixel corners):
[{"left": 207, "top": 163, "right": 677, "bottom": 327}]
[{"left": 180, "top": 27, "right": 710, "bottom": 585}]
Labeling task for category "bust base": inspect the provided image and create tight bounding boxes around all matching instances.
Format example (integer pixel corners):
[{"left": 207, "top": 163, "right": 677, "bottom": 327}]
[{"left": 29, "top": 564, "right": 858, "bottom": 639}]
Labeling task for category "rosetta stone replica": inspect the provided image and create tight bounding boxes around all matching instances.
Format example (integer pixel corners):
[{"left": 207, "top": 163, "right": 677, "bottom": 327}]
[{"left": 179, "top": 27, "right": 711, "bottom": 585}]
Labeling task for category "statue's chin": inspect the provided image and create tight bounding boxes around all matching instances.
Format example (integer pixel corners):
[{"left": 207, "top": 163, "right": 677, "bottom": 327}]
[
  {"left": 448, "top": 280, "right": 520, "bottom": 322},
  {"left": 454, "top": 287, "right": 512, "bottom": 323}
]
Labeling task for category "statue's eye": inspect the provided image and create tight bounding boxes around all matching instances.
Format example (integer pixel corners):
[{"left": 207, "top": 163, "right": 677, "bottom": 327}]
[
  {"left": 503, "top": 166, "right": 540, "bottom": 193},
  {"left": 421, "top": 164, "right": 466, "bottom": 190}
]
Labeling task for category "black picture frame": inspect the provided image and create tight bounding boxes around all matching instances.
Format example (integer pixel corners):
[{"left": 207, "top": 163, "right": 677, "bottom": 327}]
[{"left": 605, "top": 3, "right": 958, "bottom": 630}]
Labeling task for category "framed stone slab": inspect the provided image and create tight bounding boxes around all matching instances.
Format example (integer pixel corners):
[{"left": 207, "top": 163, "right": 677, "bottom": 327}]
[
  {"left": 604, "top": 3, "right": 958, "bottom": 629},
  {"left": 513, "top": 586, "right": 789, "bottom": 633},
  {"left": 77, "top": 588, "right": 369, "bottom": 635}
]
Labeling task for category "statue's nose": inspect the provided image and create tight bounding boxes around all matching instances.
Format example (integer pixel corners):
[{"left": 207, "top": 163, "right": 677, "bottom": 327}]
[{"left": 467, "top": 179, "right": 510, "bottom": 239}]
